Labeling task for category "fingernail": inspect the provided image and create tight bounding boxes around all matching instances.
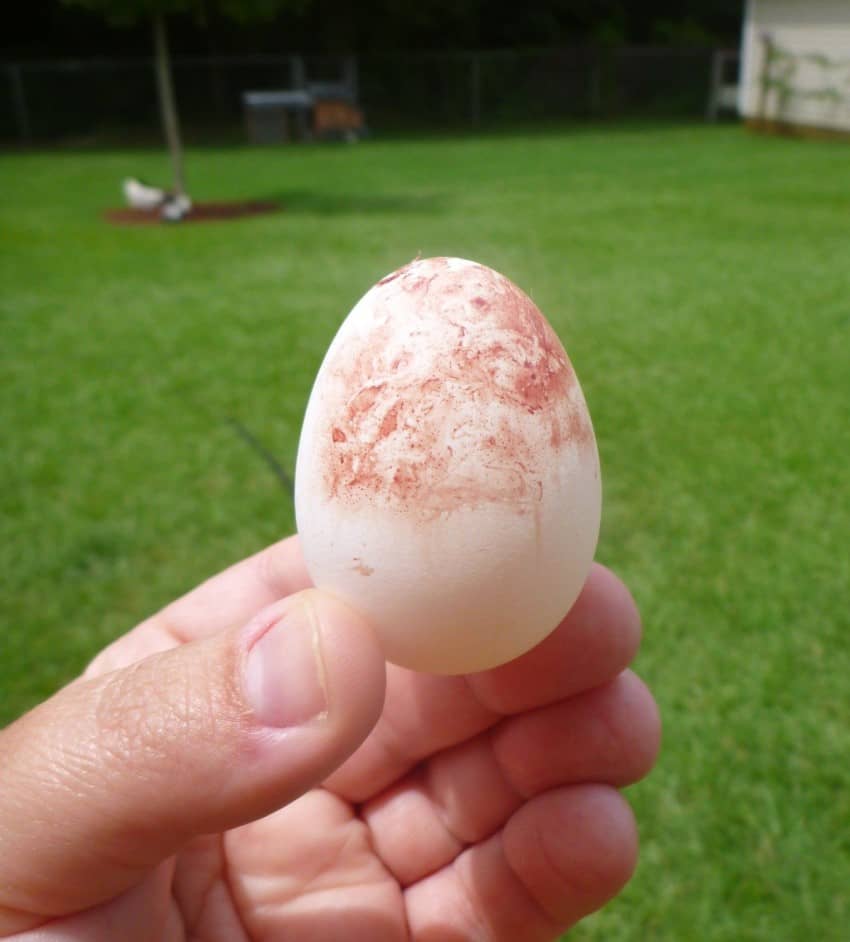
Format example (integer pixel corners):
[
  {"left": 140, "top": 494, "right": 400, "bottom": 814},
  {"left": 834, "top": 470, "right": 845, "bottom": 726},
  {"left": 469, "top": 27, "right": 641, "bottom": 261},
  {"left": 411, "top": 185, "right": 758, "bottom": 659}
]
[{"left": 244, "top": 596, "right": 328, "bottom": 728}]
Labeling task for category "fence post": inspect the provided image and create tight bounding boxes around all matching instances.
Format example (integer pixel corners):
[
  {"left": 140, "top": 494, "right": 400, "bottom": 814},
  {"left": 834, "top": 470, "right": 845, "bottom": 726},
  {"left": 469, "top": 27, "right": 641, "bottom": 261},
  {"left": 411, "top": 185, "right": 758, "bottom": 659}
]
[
  {"left": 343, "top": 55, "right": 358, "bottom": 101},
  {"left": 8, "top": 65, "right": 32, "bottom": 144},
  {"left": 291, "top": 55, "right": 306, "bottom": 89},
  {"left": 207, "top": 56, "right": 228, "bottom": 124},
  {"left": 469, "top": 53, "right": 481, "bottom": 125},
  {"left": 706, "top": 48, "right": 724, "bottom": 121},
  {"left": 588, "top": 57, "right": 602, "bottom": 116}
]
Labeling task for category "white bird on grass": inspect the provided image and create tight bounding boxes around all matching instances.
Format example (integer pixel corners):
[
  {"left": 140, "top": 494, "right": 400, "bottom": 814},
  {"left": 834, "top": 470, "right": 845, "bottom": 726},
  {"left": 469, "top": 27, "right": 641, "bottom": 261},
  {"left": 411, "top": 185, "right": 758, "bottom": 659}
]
[
  {"left": 160, "top": 193, "right": 193, "bottom": 223},
  {"left": 122, "top": 177, "right": 168, "bottom": 210},
  {"left": 122, "top": 178, "right": 193, "bottom": 222}
]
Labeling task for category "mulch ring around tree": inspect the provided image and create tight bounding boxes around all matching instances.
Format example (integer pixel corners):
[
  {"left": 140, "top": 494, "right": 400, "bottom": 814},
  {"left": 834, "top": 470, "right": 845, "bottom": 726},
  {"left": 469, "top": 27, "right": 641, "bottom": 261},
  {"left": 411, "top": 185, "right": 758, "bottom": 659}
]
[{"left": 103, "top": 200, "right": 280, "bottom": 225}]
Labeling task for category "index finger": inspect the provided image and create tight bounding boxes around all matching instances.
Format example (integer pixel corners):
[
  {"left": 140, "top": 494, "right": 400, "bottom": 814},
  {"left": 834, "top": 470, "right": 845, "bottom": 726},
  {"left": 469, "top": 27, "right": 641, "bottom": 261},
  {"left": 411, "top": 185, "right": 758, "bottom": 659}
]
[
  {"left": 154, "top": 535, "right": 312, "bottom": 643},
  {"left": 85, "top": 537, "right": 312, "bottom": 676}
]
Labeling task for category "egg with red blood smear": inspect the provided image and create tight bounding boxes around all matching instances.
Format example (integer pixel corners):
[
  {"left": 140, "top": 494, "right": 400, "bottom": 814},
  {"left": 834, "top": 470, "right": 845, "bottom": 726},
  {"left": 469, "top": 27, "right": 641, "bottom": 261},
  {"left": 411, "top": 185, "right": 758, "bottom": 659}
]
[{"left": 294, "top": 257, "right": 601, "bottom": 675}]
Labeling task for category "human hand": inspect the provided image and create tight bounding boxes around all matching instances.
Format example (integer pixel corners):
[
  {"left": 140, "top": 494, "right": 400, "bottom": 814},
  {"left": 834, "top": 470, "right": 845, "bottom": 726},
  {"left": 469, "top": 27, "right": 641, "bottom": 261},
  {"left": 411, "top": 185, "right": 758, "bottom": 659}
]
[{"left": 0, "top": 536, "right": 659, "bottom": 940}]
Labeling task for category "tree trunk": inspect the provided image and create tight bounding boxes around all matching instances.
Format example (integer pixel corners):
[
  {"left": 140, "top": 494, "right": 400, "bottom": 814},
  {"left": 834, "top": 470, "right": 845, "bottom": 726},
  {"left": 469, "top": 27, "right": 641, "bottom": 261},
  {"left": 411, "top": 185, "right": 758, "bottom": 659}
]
[{"left": 152, "top": 12, "right": 186, "bottom": 197}]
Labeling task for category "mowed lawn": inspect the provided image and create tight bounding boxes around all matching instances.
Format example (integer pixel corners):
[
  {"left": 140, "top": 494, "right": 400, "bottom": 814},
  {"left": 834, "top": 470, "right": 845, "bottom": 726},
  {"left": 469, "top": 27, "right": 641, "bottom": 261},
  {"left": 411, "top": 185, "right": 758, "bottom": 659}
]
[{"left": 2, "top": 125, "right": 849, "bottom": 940}]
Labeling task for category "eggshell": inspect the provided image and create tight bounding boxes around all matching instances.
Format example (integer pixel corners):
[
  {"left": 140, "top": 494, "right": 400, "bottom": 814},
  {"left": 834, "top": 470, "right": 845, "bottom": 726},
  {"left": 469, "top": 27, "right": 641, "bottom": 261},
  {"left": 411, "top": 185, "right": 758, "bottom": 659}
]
[{"left": 294, "top": 257, "right": 601, "bottom": 674}]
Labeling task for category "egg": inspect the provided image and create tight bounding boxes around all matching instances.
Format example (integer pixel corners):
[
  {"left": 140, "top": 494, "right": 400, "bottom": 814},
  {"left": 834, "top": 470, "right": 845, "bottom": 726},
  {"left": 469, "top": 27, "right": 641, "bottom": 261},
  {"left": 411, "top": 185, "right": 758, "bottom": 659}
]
[{"left": 294, "top": 257, "right": 601, "bottom": 675}]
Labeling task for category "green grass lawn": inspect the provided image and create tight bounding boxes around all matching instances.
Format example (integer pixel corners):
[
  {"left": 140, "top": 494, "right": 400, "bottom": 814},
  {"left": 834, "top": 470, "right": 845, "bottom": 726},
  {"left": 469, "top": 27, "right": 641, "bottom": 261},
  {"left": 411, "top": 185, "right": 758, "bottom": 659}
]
[{"left": 2, "top": 124, "right": 849, "bottom": 940}]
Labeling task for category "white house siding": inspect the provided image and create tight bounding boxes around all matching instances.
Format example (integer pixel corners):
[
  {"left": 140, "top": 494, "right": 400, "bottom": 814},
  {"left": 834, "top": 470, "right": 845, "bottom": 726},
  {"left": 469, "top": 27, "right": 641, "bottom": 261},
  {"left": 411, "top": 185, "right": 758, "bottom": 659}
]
[{"left": 739, "top": 0, "right": 850, "bottom": 132}]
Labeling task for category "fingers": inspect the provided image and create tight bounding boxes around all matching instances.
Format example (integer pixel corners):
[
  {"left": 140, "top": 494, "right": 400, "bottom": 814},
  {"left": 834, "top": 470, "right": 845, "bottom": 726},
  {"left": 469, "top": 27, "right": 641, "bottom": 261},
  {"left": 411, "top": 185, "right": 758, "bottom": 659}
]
[
  {"left": 0, "top": 590, "right": 385, "bottom": 934},
  {"left": 326, "top": 563, "right": 642, "bottom": 802},
  {"left": 361, "top": 671, "right": 659, "bottom": 887},
  {"left": 466, "top": 562, "right": 642, "bottom": 713},
  {"left": 405, "top": 786, "right": 638, "bottom": 941},
  {"left": 156, "top": 536, "right": 312, "bottom": 643},
  {"left": 491, "top": 670, "right": 661, "bottom": 796},
  {"left": 87, "top": 536, "right": 313, "bottom": 677}
]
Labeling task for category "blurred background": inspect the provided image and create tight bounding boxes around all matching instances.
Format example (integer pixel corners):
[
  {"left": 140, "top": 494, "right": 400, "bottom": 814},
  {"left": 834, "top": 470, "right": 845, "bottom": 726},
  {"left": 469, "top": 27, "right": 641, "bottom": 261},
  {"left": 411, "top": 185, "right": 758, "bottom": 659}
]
[
  {"left": 2, "top": 2, "right": 849, "bottom": 940},
  {"left": 4, "top": 1, "right": 746, "bottom": 145}
]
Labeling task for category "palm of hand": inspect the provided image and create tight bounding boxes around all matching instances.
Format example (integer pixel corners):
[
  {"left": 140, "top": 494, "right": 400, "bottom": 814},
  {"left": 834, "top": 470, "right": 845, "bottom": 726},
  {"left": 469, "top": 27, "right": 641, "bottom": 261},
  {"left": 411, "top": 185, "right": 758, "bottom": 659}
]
[{"left": 173, "top": 791, "right": 403, "bottom": 940}]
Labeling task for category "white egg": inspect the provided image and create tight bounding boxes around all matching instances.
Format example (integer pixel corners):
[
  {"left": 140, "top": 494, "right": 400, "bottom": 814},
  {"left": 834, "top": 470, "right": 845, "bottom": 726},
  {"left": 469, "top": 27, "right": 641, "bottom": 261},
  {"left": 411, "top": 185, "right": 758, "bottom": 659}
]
[{"left": 294, "top": 257, "right": 601, "bottom": 674}]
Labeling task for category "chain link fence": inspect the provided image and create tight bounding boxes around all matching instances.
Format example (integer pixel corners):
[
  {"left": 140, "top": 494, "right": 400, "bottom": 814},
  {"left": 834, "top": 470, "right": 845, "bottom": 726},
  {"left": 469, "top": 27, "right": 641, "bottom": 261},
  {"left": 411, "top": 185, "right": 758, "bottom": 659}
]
[{"left": 2, "top": 46, "right": 722, "bottom": 146}]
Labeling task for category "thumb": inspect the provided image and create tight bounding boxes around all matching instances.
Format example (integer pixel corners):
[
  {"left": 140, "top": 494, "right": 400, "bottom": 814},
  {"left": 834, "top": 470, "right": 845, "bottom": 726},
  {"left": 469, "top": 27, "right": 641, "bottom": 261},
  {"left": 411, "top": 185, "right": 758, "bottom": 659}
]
[{"left": 0, "top": 590, "right": 386, "bottom": 933}]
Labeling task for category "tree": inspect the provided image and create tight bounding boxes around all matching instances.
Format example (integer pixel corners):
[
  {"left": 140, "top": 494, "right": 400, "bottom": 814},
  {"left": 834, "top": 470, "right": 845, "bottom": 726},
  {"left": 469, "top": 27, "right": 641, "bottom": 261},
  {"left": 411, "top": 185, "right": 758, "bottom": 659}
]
[{"left": 62, "top": 0, "right": 298, "bottom": 199}]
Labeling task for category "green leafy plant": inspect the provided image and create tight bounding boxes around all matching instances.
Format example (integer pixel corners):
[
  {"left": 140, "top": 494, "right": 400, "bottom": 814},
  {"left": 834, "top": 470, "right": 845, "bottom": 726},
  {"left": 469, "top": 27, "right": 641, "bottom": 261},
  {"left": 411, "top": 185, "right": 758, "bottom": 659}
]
[{"left": 759, "top": 35, "right": 850, "bottom": 123}]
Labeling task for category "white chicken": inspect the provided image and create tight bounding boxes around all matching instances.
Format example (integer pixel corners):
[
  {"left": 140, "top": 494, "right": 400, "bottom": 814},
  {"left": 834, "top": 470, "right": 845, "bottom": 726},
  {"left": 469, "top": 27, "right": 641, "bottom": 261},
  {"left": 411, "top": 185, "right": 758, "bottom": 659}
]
[
  {"left": 122, "top": 178, "right": 193, "bottom": 222},
  {"left": 160, "top": 193, "right": 193, "bottom": 222},
  {"left": 122, "top": 177, "right": 168, "bottom": 210}
]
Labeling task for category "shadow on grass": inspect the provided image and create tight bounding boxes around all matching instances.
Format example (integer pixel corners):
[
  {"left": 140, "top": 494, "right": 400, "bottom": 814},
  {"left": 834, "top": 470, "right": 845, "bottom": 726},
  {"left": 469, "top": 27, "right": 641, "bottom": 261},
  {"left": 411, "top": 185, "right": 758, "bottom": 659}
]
[{"left": 262, "top": 188, "right": 451, "bottom": 217}]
